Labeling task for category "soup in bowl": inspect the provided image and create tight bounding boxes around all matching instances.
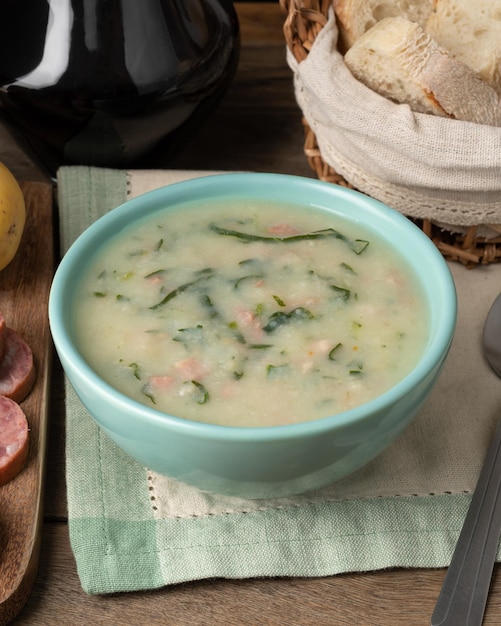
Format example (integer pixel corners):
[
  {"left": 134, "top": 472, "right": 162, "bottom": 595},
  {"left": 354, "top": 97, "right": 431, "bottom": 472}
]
[{"left": 49, "top": 173, "right": 457, "bottom": 498}]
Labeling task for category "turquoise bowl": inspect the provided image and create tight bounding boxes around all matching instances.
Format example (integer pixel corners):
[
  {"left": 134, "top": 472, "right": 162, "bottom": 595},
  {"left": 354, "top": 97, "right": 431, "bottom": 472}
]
[{"left": 48, "top": 173, "right": 457, "bottom": 499}]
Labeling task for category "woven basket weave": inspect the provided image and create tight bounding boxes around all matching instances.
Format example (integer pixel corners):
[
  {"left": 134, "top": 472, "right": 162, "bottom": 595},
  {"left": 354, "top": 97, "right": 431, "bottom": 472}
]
[{"left": 281, "top": 0, "right": 501, "bottom": 267}]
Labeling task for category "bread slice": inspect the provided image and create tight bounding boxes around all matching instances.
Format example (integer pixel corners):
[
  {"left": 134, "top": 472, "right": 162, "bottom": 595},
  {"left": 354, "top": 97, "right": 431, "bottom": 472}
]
[
  {"left": 425, "top": 0, "right": 501, "bottom": 94},
  {"left": 344, "top": 17, "right": 501, "bottom": 126},
  {"left": 333, "top": 0, "right": 434, "bottom": 51}
]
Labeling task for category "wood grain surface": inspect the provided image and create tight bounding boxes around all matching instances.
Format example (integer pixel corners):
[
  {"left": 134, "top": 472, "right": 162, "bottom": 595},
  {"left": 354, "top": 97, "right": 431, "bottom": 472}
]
[
  {"left": 0, "top": 182, "right": 53, "bottom": 625},
  {"left": 1, "top": 3, "right": 501, "bottom": 625}
]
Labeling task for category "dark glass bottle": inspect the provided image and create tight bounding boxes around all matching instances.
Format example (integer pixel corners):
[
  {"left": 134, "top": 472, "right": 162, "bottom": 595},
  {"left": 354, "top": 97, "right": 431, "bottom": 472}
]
[{"left": 0, "top": 0, "right": 240, "bottom": 176}]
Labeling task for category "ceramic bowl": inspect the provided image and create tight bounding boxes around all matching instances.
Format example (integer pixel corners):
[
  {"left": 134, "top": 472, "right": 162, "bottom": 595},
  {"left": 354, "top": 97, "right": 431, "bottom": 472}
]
[{"left": 48, "top": 173, "right": 457, "bottom": 499}]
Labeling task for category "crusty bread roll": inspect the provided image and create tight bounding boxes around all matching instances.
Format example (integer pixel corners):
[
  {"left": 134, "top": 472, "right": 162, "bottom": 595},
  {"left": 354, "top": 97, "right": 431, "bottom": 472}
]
[
  {"left": 344, "top": 17, "right": 501, "bottom": 126},
  {"left": 333, "top": 0, "right": 434, "bottom": 51},
  {"left": 425, "top": 0, "right": 501, "bottom": 95}
]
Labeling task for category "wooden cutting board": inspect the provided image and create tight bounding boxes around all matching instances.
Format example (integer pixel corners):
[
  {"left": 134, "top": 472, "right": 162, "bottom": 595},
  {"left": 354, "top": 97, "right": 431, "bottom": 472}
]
[{"left": 0, "top": 181, "right": 54, "bottom": 626}]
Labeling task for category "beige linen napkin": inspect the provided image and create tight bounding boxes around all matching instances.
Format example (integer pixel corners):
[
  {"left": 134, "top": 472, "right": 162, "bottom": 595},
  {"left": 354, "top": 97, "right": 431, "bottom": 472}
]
[{"left": 287, "top": 8, "right": 501, "bottom": 236}]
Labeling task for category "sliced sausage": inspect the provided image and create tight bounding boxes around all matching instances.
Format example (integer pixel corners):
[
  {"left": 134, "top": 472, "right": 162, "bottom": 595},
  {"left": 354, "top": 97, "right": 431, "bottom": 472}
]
[
  {"left": 0, "top": 328, "right": 36, "bottom": 403},
  {"left": 0, "top": 395, "right": 29, "bottom": 486}
]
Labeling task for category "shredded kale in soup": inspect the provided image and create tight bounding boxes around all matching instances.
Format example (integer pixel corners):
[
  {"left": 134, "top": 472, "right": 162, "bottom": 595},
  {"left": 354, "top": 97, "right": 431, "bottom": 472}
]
[{"left": 74, "top": 199, "right": 428, "bottom": 427}]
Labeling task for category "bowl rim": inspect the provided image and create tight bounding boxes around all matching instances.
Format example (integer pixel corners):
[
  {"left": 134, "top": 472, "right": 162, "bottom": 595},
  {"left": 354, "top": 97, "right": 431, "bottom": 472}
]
[{"left": 49, "top": 172, "right": 457, "bottom": 442}]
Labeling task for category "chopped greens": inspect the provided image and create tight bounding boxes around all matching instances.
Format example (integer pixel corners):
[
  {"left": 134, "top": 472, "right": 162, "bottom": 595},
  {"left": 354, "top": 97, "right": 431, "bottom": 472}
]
[
  {"left": 330, "top": 285, "right": 350, "bottom": 301},
  {"left": 266, "top": 363, "right": 290, "bottom": 379},
  {"left": 263, "top": 307, "right": 315, "bottom": 334},
  {"left": 190, "top": 380, "right": 209, "bottom": 404},
  {"left": 173, "top": 325, "right": 204, "bottom": 345},
  {"left": 210, "top": 224, "right": 369, "bottom": 254},
  {"left": 328, "top": 343, "right": 343, "bottom": 360},
  {"left": 234, "top": 274, "right": 264, "bottom": 289},
  {"left": 145, "top": 269, "right": 166, "bottom": 278},
  {"left": 149, "top": 273, "right": 214, "bottom": 309},
  {"left": 129, "top": 362, "right": 141, "bottom": 380},
  {"left": 200, "top": 293, "right": 219, "bottom": 319},
  {"left": 76, "top": 200, "right": 428, "bottom": 428},
  {"left": 349, "top": 361, "right": 364, "bottom": 375},
  {"left": 141, "top": 385, "right": 156, "bottom": 404}
]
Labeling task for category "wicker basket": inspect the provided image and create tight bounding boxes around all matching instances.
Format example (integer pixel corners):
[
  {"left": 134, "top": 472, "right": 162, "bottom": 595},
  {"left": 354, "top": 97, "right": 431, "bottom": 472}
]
[{"left": 281, "top": 0, "right": 501, "bottom": 267}]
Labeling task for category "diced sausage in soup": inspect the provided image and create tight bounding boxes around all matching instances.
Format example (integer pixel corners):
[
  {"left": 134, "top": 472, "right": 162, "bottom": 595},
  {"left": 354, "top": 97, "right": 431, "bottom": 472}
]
[{"left": 74, "top": 199, "right": 428, "bottom": 427}]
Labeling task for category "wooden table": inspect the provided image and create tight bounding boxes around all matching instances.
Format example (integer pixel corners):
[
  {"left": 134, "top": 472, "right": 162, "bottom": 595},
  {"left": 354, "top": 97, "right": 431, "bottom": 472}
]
[{"left": 3, "top": 4, "right": 501, "bottom": 625}]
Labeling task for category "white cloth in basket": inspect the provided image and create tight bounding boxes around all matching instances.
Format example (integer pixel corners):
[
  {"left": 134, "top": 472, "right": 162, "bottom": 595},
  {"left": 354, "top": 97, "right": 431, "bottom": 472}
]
[{"left": 286, "top": 9, "right": 501, "bottom": 236}]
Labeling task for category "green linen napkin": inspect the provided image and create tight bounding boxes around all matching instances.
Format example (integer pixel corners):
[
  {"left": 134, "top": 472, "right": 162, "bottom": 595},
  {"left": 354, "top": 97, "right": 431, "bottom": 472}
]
[{"left": 58, "top": 165, "right": 501, "bottom": 595}]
